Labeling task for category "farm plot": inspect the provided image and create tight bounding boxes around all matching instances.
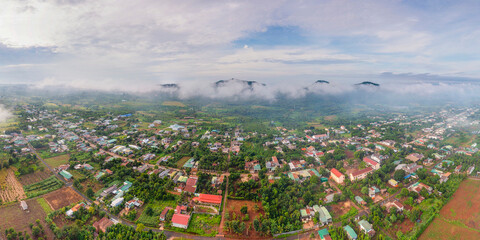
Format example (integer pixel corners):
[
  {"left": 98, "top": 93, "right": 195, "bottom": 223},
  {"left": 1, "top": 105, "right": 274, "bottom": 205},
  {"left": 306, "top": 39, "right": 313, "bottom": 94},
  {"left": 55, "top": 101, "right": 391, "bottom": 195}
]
[
  {"left": 137, "top": 200, "right": 177, "bottom": 227},
  {"left": 186, "top": 214, "right": 221, "bottom": 237},
  {"left": 420, "top": 179, "right": 480, "bottom": 240},
  {"left": 43, "top": 187, "right": 83, "bottom": 210},
  {"left": 17, "top": 169, "right": 52, "bottom": 186},
  {"left": 24, "top": 175, "right": 64, "bottom": 198},
  {"left": 224, "top": 199, "right": 265, "bottom": 238},
  {"left": 44, "top": 154, "right": 70, "bottom": 168},
  {"left": 0, "top": 198, "right": 55, "bottom": 240},
  {"left": 0, "top": 168, "right": 26, "bottom": 203}
]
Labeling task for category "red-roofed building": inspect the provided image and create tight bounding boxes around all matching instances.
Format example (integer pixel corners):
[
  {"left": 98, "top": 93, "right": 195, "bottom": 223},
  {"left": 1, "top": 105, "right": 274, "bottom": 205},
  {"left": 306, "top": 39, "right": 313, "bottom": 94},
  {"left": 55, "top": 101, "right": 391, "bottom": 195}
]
[
  {"left": 175, "top": 205, "right": 187, "bottom": 214},
  {"left": 330, "top": 168, "right": 345, "bottom": 184},
  {"left": 193, "top": 194, "right": 222, "bottom": 205},
  {"left": 184, "top": 177, "right": 197, "bottom": 193},
  {"left": 172, "top": 214, "right": 191, "bottom": 229},
  {"left": 93, "top": 217, "right": 114, "bottom": 233},
  {"left": 363, "top": 157, "right": 380, "bottom": 170},
  {"left": 349, "top": 167, "right": 373, "bottom": 181}
]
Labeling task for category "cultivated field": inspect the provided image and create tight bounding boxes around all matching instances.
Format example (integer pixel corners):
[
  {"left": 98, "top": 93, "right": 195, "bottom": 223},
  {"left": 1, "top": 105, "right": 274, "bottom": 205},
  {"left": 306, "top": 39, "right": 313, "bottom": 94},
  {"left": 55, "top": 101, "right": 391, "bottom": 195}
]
[
  {"left": 43, "top": 187, "right": 83, "bottom": 210},
  {"left": 0, "top": 168, "right": 26, "bottom": 203},
  {"left": 17, "top": 169, "right": 52, "bottom": 186},
  {"left": 177, "top": 156, "right": 192, "bottom": 168},
  {"left": 0, "top": 198, "right": 55, "bottom": 239},
  {"left": 44, "top": 154, "right": 70, "bottom": 168},
  {"left": 420, "top": 179, "right": 480, "bottom": 240},
  {"left": 24, "top": 175, "right": 64, "bottom": 198}
]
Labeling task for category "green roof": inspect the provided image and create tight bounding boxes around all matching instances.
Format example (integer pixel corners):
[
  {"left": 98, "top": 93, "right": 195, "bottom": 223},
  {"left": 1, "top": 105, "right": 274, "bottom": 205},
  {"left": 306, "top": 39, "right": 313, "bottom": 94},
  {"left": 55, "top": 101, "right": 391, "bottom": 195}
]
[
  {"left": 317, "top": 228, "right": 329, "bottom": 239},
  {"left": 319, "top": 206, "right": 332, "bottom": 224},
  {"left": 59, "top": 170, "right": 72, "bottom": 179},
  {"left": 358, "top": 220, "right": 373, "bottom": 232},
  {"left": 253, "top": 164, "right": 261, "bottom": 171},
  {"left": 300, "top": 209, "right": 308, "bottom": 217},
  {"left": 183, "top": 158, "right": 195, "bottom": 168},
  {"left": 343, "top": 225, "right": 357, "bottom": 239}
]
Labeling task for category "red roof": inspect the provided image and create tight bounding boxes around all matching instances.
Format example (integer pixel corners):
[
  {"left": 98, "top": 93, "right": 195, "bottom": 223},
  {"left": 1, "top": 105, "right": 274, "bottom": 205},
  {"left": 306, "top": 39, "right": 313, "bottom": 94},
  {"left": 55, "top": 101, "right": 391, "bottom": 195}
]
[
  {"left": 363, "top": 157, "right": 379, "bottom": 166},
  {"left": 184, "top": 177, "right": 197, "bottom": 193},
  {"left": 331, "top": 168, "right": 344, "bottom": 178},
  {"left": 193, "top": 194, "right": 222, "bottom": 205},
  {"left": 351, "top": 167, "right": 373, "bottom": 177},
  {"left": 172, "top": 213, "right": 190, "bottom": 226}
]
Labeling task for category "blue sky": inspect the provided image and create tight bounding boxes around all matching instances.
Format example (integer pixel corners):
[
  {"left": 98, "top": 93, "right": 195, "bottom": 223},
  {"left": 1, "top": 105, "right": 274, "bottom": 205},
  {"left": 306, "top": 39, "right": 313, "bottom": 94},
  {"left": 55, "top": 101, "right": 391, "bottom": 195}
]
[{"left": 0, "top": 0, "right": 479, "bottom": 91}]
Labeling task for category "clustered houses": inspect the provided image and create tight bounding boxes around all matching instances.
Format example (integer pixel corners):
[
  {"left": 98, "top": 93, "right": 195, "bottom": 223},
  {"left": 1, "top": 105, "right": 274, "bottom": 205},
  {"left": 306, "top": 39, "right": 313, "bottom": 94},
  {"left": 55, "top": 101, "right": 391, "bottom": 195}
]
[{"left": 11, "top": 103, "right": 480, "bottom": 238}]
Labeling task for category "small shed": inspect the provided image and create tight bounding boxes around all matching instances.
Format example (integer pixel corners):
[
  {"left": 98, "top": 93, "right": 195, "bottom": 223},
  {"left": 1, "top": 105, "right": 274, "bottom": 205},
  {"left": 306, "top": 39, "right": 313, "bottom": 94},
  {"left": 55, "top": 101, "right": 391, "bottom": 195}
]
[{"left": 20, "top": 201, "right": 28, "bottom": 211}]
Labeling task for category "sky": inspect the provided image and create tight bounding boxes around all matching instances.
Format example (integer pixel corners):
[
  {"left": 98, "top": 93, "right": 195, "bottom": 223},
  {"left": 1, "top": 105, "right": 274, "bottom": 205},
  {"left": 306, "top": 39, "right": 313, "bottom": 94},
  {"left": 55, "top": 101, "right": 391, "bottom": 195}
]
[{"left": 1, "top": 0, "right": 480, "bottom": 92}]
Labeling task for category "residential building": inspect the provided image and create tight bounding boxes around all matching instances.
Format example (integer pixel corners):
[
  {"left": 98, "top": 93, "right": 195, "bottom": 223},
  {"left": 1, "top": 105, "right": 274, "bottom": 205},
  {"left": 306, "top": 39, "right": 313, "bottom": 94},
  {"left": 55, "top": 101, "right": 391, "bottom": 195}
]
[{"left": 330, "top": 168, "right": 345, "bottom": 184}]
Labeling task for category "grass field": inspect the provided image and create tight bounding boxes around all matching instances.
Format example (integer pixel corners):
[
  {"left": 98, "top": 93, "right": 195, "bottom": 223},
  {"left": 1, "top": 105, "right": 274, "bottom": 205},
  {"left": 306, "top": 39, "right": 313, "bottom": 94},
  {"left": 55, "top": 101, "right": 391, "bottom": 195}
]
[
  {"left": 186, "top": 214, "right": 221, "bottom": 237},
  {"left": 37, "top": 197, "right": 53, "bottom": 214},
  {"left": 420, "top": 179, "right": 480, "bottom": 240},
  {"left": 162, "top": 101, "right": 186, "bottom": 107},
  {"left": 137, "top": 200, "right": 177, "bottom": 227},
  {"left": 44, "top": 154, "right": 70, "bottom": 168},
  {"left": 24, "top": 176, "right": 64, "bottom": 198}
]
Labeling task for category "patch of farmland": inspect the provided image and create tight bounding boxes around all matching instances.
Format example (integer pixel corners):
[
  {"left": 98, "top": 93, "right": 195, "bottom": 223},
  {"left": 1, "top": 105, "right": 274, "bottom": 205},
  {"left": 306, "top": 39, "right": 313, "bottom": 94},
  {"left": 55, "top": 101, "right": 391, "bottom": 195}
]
[
  {"left": 420, "top": 179, "right": 480, "bottom": 240},
  {"left": 43, "top": 187, "right": 83, "bottom": 210},
  {"left": 0, "top": 168, "right": 26, "bottom": 203},
  {"left": 23, "top": 175, "right": 64, "bottom": 198},
  {"left": 44, "top": 154, "right": 70, "bottom": 168},
  {"left": 0, "top": 198, "right": 55, "bottom": 240},
  {"left": 17, "top": 169, "right": 52, "bottom": 186}
]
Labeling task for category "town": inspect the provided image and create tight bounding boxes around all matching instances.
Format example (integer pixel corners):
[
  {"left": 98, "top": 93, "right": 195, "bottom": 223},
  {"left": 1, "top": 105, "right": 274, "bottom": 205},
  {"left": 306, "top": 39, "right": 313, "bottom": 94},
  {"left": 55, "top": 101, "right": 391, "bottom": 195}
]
[{"left": 1, "top": 96, "right": 480, "bottom": 240}]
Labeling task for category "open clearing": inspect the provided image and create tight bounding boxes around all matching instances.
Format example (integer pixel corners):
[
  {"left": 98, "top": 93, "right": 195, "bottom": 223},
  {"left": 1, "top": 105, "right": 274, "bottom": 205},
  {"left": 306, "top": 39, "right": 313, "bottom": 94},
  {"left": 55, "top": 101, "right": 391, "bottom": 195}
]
[
  {"left": 420, "top": 179, "right": 480, "bottom": 240},
  {"left": 44, "top": 154, "right": 70, "bottom": 168},
  {"left": 43, "top": 187, "right": 83, "bottom": 210},
  {"left": 0, "top": 198, "right": 55, "bottom": 240},
  {"left": 0, "top": 168, "right": 26, "bottom": 203},
  {"left": 17, "top": 169, "right": 52, "bottom": 186}
]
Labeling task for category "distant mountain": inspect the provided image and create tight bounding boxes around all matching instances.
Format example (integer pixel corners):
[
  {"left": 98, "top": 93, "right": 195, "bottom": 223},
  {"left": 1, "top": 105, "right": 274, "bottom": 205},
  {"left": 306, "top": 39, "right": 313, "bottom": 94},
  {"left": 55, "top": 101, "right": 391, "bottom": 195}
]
[
  {"left": 315, "top": 80, "right": 330, "bottom": 84},
  {"left": 159, "top": 83, "right": 180, "bottom": 89},
  {"left": 214, "top": 78, "right": 266, "bottom": 91},
  {"left": 355, "top": 81, "right": 380, "bottom": 87}
]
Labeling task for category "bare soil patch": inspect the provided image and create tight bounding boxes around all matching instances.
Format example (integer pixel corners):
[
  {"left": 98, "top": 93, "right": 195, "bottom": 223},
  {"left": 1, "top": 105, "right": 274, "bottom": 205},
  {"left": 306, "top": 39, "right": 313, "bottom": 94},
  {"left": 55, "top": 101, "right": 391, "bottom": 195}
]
[
  {"left": 44, "top": 187, "right": 83, "bottom": 210},
  {"left": 17, "top": 169, "right": 52, "bottom": 186},
  {"left": 0, "top": 198, "right": 55, "bottom": 240}
]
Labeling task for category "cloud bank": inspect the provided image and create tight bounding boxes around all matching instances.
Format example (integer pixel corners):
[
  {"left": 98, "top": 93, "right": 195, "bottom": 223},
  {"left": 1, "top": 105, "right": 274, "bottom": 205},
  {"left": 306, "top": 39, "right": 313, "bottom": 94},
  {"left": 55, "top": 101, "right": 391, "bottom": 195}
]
[
  {"left": 0, "top": 0, "right": 480, "bottom": 90},
  {"left": 0, "top": 105, "right": 13, "bottom": 123}
]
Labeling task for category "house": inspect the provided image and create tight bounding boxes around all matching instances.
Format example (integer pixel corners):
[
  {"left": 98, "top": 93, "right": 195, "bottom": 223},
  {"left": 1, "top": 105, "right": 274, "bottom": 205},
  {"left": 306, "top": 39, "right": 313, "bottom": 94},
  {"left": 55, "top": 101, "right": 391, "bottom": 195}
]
[
  {"left": 59, "top": 170, "right": 73, "bottom": 180},
  {"left": 66, "top": 202, "right": 87, "bottom": 217},
  {"left": 171, "top": 214, "right": 191, "bottom": 229},
  {"left": 159, "top": 207, "right": 172, "bottom": 221},
  {"left": 184, "top": 177, "right": 197, "bottom": 193},
  {"left": 330, "top": 168, "right": 345, "bottom": 184},
  {"left": 406, "top": 153, "right": 424, "bottom": 162},
  {"left": 317, "top": 228, "right": 331, "bottom": 240},
  {"left": 125, "top": 198, "right": 143, "bottom": 209},
  {"left": 343, "top": 225, "right": 358, "bottom": 240},
  {"left": 110, "top": 198, "right": 124, "bottom": 208},
  {"left": 93, "top": 217, "right": 114, "bottom": 233},
  {"left": 318, "top": 206, "right": 333, "bottom": 226},
  {"left": 349, "top": 167, "right": 373, "bottom": 181},
  {"left": 385, "top": 200, "right": 404, "bottom": 212},
  {"left": 20, "top": 201, "right": 28, "bottom": 211},
  {"left": 355, "top": 196, "right": 366, "bottom": 205},
  {"left": 358, "top": 220, "right": 375, "bottom": 237},
  {"left": 363, "top": 157, "right": 380, "bottom": 170},
  {"left": 409, "top": 182, "right": 432, "bottom": 194},
  {"left": 175, "top": 205, "right": 188, "bottom": 214},
  {"left": 388, "top": 179, "right": 398, "bottom": 187},
  {"left": 192, "top": 194, "right": 222, "bottom": 205},
  {"left": 300, "top": 207, "right": 315, "bottom": 221}
]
